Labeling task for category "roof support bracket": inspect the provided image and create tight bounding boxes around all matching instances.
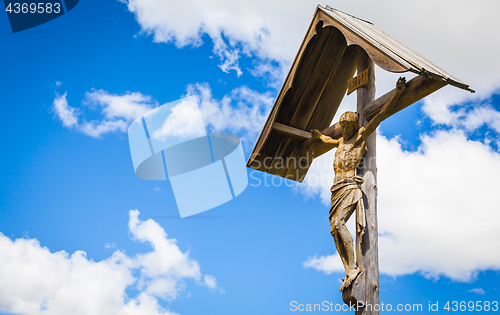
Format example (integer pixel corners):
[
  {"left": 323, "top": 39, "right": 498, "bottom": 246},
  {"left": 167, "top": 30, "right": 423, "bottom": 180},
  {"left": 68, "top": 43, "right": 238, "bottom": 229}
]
[{"left": 272, "top": 122, "right": 312, "bottom": 141}]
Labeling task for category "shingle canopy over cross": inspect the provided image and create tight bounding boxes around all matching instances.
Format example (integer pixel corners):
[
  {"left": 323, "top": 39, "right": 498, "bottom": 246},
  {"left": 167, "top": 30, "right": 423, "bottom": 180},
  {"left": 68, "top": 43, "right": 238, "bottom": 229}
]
[{"left": 246, "top": 5, "right": 472, "bottom": 182}]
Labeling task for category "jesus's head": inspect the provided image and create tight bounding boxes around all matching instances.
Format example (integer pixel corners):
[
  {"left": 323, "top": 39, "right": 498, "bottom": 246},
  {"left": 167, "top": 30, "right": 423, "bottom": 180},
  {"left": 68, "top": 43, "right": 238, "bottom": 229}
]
[{"left": 339, "top": 111, "right": 359, "bottom": 140}]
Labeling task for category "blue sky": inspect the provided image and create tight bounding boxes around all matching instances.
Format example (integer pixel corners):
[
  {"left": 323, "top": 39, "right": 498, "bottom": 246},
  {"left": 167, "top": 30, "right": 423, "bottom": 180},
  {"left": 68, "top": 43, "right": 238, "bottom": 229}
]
[{"left": 1, "top": 0, "right": 499, "bottom": 314}]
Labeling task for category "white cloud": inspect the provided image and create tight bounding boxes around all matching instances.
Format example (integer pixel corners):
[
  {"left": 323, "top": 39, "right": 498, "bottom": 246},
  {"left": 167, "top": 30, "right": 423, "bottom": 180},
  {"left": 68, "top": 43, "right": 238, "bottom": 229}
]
[
  {"left": 128, "top": 210, "right": 208, "bottom": 301},
  {"left": 248, "top": 59, "right": 289, "bottom": 89},
  {"left": 294, "top": 149, "right": 335, "bottom": 205},
  {"left": 119, "top": 0, "right": 310, "bottom": 77},
  {"left": 302, "top": 129, "right": 500, "bottom": 282},
  {"left": 84, "top": 89, "right": 156, "bottom": 121},
  {"left": 377, "top": 130, "right": 500, "bottom": 281},
  {"left": 0, "top": 210, "right": 216, "bottom": 315},
  {"left": 186, "top": 83, "right": 274, "bottom": 143},
  {"left": 51, "top": 0, "right": 500, "bottom": 284},
  {"left": 53, "top": 93, "right": 78, "bottom": 128},
  {"left": 52, "top": 90, "right": 156, "bottom": 138},
  {"left": 424, "top": 100, "right": 500, "bottom": 135},
  {"left": 120, "top": 0, "right": 500, "bottom": 105},
  {"left": 461, "top": 105, "right": 500, "bottom": 133},
  {"left": 53, "top": 84, "right": 273, "bottom": 143},
  {"left": 150, "top": 97, "right": 207, "bottom": 141},
  {"left": 203, "top": 275, "right": 217, "bottom": 290},
  {"left": 213, "top": 40, "right": 243, "bottom": 76},
  {"left": 79, "top": 120, "right": 129, "bottom": 138},
  {"left": 303, "top": 254, "right": 344, "bottom": 275},
  {"left": 468, "top": 288, "right": 486, "bottom": 295}
]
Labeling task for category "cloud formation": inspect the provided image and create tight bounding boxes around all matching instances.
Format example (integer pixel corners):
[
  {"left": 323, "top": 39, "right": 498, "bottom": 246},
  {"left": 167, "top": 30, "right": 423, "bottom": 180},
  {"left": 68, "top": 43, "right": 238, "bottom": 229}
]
[
  {"left": 185, "top": 83, "right": 273, "bottom": 143},
  {"left": 149, "top": 97, "right": 207, "bottom": 142},
  {"left": 303, "top": 129, "right": 500, "bottom": 282},
  {"left": 51, "top": 0, "right": 500, "bottom": 284},
  {"left": 84, "top": 89, "right": 156, "bottom": 121},
  {"left": 0, "top": 210, "right": 216, "bottom": 315},
  {"left": 423, "top": 98, "right": 500, "bottom": 138},
  {"left": 120, "top": 0, "right": 500, "bottom": 104},
  {"left": 118, "top": 0, "right": 307, "bottom": 77},
  {"left": 53, "top": 84, "right": 273, "bottom": 144},
  {"left": 53, "top": 93, "right": 78, "bottom": 128},
  {"left": 52, "top": 89, "right": 156, "bottom": 138},
  {"left": 468, "top": 288, "right": 486, "bottom": 295}
]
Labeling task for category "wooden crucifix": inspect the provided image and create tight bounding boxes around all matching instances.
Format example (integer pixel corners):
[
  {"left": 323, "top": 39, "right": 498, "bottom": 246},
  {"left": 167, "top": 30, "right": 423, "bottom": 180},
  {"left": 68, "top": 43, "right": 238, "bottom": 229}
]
[{"left": 246, "top": 6, "right": 473, "bottom": 315}]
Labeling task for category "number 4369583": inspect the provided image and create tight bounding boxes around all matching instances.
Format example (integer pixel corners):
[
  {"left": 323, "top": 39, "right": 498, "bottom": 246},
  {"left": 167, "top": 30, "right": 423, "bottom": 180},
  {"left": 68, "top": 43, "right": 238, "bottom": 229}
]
[
  {"left": 444, "top": 301, "right": 498, "bottom": 312},
  {"left": 5, "top": 3, "right": 61, "bottom": 14}
]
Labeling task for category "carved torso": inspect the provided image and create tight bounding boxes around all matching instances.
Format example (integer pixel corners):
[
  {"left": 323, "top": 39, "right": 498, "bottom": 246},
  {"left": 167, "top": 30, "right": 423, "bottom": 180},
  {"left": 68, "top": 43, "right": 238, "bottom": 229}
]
[{"left": 333, "top": 129, "right": 367, "bottom": 183}]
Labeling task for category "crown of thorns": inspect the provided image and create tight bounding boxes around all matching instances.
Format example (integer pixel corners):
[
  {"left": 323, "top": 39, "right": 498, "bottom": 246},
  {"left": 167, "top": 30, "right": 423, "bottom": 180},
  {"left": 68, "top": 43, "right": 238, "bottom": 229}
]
[{"left": 339, "top": 111, "right": 360, "bottom": 129}]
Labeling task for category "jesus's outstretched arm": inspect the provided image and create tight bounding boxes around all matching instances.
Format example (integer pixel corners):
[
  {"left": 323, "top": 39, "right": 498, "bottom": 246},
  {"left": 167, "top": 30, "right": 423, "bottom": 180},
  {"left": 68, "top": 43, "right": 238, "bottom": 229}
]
[{"left": 362, "top": 77, "right": 407, "bottom": 138}]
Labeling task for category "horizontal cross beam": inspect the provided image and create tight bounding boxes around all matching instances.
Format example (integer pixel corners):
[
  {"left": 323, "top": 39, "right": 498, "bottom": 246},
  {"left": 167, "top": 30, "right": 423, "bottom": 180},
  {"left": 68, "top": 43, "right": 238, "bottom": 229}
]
[
  {"left": 272, "top": 122, "right": 312, "bottom": 141},
  {"left": 293, "top": 75, "right": 446, "bottom": 160}
]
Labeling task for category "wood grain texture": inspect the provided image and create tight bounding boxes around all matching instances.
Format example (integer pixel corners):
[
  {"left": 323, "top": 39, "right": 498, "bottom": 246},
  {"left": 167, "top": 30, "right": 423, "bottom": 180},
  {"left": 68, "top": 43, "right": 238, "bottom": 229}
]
[
  {"left": 249, "top": 23, "right": 335, "bottom": 172},
  {"left": 319, "top": 5, "right": 471, "bottom": 92},
  {"left": 348, "top": 67, "right": 371, "bottom": 95},
  {"left": 272, "top": 122, "right": 312, "bottom": 141},
  {"left": 317, "top": 8, "right": 409, "bottom": 73},
  {"left": 364, "top": 74, "right": 446, "bottom": 121},
  {"left": 246, "top": 5, "right": 465, "bottom": 177},
  {"left": 306, "top": 45, "right": 358, "bottom": 131},
  {"left": 282, "top": 45, "right": 358, "bottom": 179},
  {"left": 343, "top": 49, "right": 379, "bottom": 315},
  {"left": 275, "top": 25, "right": 336, "bottom": 126},
  {"left": 267, "top": 27, "right": 346, "bottom": 176},
  {"left": 342, "top": 170, "right": 378, "bottom": 311},
  {"left": 289, "top": 73, "right": 446, "bottom": 181},
  {"left": 246, "top": 18, "right": 328, "bottom": 169}
]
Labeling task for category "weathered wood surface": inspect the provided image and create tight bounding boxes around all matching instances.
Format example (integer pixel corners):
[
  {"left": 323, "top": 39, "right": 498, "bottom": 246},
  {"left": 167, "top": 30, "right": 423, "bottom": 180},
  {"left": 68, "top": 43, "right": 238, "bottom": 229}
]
[
  {"left": 321, "top": 5, "right": 472, "bottom": 92},
  {"left": 247, "top": 22, "right": 335, "bottom": 171},
  {"left": 283, "top": 46, "right": 358, "bottom": 179},
  {"left": 246, "top": 5, "right": 473, "bottom": 180},
  {"left": 318, "top": 8, "right": 408, "bottom": 73},
  {"left": 267, "top": 27, "right": 347, "bottom": 176},
  {"left": 289, "top": 73, "right": 446, "bottom": 182},
  {"left": 342, "top": 51, "right": 379, "bottom": 314},
  {"left": 304, "top": 46, "right": 358, "bottom": 131},
  {"left": 364, "top": 74, "right": 446, "bottom": 121},
  {"left": 342, "top": 171, "right": 378, "bottom": 311},
  {"left": 347, "top": 67, "right": 371, "bottom": 95},
  {"left": 247, "top": 24, "right": 359, "bottom": 177},
  {"left": 272, "top": 122, "right": 311, "bottom": 141},
  {"left": 246, "top": 20, "right": 331, "bottom": 171}
]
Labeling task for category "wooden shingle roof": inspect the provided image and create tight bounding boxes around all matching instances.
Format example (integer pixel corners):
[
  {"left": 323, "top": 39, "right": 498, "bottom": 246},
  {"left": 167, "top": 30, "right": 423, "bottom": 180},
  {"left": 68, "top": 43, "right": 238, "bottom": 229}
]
[
  {"left": 246, "top": 5, "right": 472, "bottom": 182},
  {"left": 321, "top": 6, "right": 472, "bottom": 91}
]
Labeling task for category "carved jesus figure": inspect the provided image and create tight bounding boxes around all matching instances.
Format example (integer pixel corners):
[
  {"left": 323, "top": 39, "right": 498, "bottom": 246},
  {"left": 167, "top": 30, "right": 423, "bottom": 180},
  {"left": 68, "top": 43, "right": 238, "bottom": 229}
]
[{"left": 311, "top": 77, "right": 407, "bottom": 292}]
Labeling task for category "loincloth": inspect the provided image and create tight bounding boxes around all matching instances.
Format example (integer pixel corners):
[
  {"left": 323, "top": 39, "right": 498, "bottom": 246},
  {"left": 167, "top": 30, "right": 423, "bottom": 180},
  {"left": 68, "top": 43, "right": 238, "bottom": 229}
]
[{"left": 330, "top": 176, "right": 366, "bottom": 239}]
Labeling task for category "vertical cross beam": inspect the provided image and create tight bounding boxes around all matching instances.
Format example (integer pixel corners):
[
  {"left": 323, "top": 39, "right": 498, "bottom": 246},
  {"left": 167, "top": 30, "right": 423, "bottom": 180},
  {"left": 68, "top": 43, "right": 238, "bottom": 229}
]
[
  {"left": 356, "top": 47, "right": 379, "bottom": 315},
  {"left": 358, "top": 47, "right": 380, "bottom": 315},
  {"left": 343, "top": 47, "right": 379, "bottom": 314}
]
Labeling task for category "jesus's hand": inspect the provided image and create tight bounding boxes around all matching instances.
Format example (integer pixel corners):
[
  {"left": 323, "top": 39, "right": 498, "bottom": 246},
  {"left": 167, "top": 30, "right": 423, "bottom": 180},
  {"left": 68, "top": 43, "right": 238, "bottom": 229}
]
[
  {"left": 310, "top": 129, "right": 323, "bottom": 138},
  {"left": 396, "top": 77, "right": 407, "bottom": 92}
]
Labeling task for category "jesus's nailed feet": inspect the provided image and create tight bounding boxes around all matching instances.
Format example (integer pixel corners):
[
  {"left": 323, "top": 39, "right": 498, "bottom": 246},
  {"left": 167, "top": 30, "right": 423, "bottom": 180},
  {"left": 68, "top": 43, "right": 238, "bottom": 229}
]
[{"left": 339, "top": 268, "right": 364, "bottom": 292}]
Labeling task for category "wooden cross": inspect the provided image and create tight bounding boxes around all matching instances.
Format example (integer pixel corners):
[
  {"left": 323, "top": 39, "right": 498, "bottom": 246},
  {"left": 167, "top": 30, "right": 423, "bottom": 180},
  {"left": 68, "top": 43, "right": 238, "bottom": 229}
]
[{"left": 247, "top": 6, "right": 473, "bottom": 315}]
